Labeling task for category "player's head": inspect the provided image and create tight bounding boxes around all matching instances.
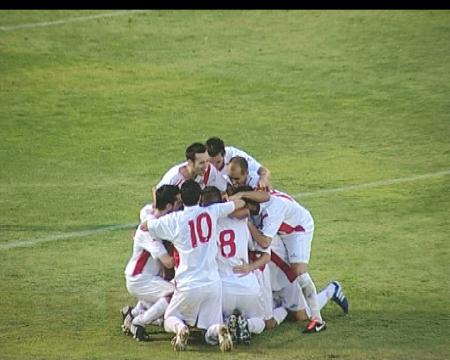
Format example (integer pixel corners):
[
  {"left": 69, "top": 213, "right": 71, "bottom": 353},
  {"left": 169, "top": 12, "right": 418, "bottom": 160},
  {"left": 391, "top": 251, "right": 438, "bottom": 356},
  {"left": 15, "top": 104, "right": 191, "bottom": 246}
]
[
  {"left": 231, "top": 184, "right": 260, "bottom": 215},
  {"left": 155, "top": 185, "right": 182, "bottom": 213},
  {"left": 206, "top": 137, "right": 226, "bottom": 171},
  {"left": 185, "top": 142, "right": 210, "bottom": 176},
  {"left": 200, "top": 186, "right": 222, "bottom": 206},
  {"left": 228, "top": 156, "right": 249, "bottom": 186},
  {"left": 180, "top": 179, "right": 202, "bottom": 206}
]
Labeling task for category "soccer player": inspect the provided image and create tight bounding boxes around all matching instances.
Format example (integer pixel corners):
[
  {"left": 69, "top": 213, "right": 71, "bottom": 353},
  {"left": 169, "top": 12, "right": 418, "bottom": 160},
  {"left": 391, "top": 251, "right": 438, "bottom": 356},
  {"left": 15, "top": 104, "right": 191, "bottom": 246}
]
[
  {"left": 230, "top": 187, "right": 328, "bottom": 333},
  {"left": 140, "top": 180, "right": 246, "bottom": 352},
  {"left": 200, "top": 186, "right": 268, "bottom": 345},
  {"left": 226, "top": 156, "right": 261, "bottom": 190},
  {"left": 269, "top": 234, "right": 349, "bottom": 327},
  {"left": 155, "top": 142, "right": 228, "bottom": 191},
  {"left": 121, "top": 185, "right": 182, "bottom": 341},
  {"left": 206, "top": 137, "right": 271, "bottom": 190}
]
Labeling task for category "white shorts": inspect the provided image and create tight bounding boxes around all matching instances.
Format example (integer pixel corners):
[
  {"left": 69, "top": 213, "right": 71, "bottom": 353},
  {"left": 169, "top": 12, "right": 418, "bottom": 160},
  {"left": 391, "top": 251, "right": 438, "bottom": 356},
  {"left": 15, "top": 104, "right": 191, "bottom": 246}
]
[
  {"left": 126, "top": 274, "right": 174, "bottom": 304},
  {"left": 222, "top": 289, "right": 265, "bottom": 320},
  {"left": 281, "top": 230, "right": 313, "bottom": 264},
  {"left": 254, "top": 267, "right": 273, "bottom": 320},
  {"left": 164, "top": 281, "right": 223, "bottom": 330},
  {"left": 273, "top": 281, "right": 307, "bottom": 312}
]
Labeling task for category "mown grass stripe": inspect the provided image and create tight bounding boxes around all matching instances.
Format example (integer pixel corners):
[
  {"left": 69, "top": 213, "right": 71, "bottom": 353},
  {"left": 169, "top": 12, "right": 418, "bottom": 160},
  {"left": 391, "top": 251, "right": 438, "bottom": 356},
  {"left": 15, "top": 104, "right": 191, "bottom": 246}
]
[{"left": 1, "top": 169, "right": 448, "bottom": 251}]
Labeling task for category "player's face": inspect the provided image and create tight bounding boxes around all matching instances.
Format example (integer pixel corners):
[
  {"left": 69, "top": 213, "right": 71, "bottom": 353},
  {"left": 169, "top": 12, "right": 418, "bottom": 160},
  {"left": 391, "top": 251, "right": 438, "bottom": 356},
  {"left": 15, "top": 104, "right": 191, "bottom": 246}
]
[
  {"left": 192, "top": 152, "right": 210, "bottom": 176},
  {"left": 228, "top": 164, "right": 247, "bottom": 186},
  {"left": 209, "top": 154, "right": 224, "bottom": 171}
]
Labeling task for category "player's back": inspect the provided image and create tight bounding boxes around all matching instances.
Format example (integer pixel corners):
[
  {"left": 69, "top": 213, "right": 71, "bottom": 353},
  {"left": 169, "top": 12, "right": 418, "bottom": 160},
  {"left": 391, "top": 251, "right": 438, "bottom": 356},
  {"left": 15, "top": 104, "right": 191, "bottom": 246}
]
[
  {"left": 148, "top": 201, "right": 235, "bottom": 290},
  {"left": 266, "top": 189, "right": 314, "bottom": 234},
  {"left": 217, "top": 216, "right": 260, "bottom": 295}
]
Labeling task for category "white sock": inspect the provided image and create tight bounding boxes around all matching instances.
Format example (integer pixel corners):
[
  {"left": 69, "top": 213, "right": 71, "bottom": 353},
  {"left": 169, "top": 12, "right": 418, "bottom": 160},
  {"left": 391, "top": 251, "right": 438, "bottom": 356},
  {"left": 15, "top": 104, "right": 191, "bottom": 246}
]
[
  {"left": 317, "top": 283, "right": 334, "bottom": 310},
  {"left": 204, "top": 324, "right": 221, "bottom": 345},
  {"left": 164, "top": 316, "right": 185, "bottom": 334},
  {"left": 247, "top": 317, "right": 265, "bottom": 334},
  {"left": 133, "top": 297, "right": 169, "bottom": 326},
  {"left": 131, "top": 301, "right": 147, "bottom": 317},
  {"left": 273, "top": 307, "right": 288, "bottom": 325},
  {"left": 297, "top": 273, "right": 323, "bottom": 322}
]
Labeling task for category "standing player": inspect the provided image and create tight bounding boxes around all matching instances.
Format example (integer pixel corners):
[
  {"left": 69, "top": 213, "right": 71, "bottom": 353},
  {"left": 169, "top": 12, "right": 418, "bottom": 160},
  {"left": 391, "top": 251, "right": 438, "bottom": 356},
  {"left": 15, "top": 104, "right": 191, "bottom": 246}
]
[
  {"left": 140, "top": 180, "right": 246, "bottom": 352},
  {"left": 200, "top": 186, "right": 268, "bottom": 345},
  {"left": 230, "top": 187, "right": 328, "bottom": 333},
  {"left": 206, "top": 137, "right": 271, "bottom": 190},
  {"left": 122, "top": 185, "right": 182, "bottom": 341}
]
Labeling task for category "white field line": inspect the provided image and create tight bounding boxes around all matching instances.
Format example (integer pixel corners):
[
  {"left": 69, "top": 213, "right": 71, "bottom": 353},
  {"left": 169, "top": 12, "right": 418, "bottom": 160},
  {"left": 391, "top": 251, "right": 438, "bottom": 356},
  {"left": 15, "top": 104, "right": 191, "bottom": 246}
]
[
  {"left": 0, "top": 10, "right": 149, "bottom": 32},
  {"left": 1, "top": 169, "right": 449, "bottom": 251}
]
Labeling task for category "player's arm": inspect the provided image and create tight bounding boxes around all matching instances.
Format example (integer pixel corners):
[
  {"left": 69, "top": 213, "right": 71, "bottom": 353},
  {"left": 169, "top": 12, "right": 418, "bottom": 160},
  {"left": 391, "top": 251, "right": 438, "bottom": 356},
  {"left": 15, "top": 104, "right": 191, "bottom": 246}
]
[
  {"left": 257, "top": 166, "right": 271, "bottom": 191},
  {"left": 248, "top": 221, "right": 272, "bottom": 249},
  {"left": 233, "top": 251, "right": 270, "bottom": 275},
  {"left": 158, "top": 253, "right": 175, "bottom": 269},
  {"left": 229, "top": 190, "right": 270, "bottom": 203}
]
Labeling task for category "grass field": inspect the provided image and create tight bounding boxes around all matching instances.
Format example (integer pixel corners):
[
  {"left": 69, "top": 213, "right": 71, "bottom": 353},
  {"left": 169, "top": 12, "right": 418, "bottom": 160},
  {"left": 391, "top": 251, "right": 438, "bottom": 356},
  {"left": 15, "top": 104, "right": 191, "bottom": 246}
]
[{"left": 0, "top": 9, "right": 449, "bottom": 360}]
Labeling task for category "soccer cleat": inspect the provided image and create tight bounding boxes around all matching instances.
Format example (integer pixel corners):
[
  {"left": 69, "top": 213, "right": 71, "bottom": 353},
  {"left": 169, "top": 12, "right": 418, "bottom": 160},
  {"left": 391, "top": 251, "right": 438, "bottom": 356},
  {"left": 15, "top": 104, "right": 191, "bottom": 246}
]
[
  {"left": 331, "top": 281, "right": 349, "bottom": 315},
  {"left": 218, "top": 324, "right": 233, "bottom": 352},
  {"left": 227, "top": 312, "right": 239, "bottom": 342},
  {"left": 121, "top": 305, "right": 134, "bottom": 335},
  {"left": 171, "top": 326, "right": 189, "bottom": 351},
  {"left": 303, "top": 319, "right": 327, "bottom": 334},
  {"left": 130, "top": 324, "right": 150, "bottom": 342},
  {"left": 237, "top": 313, "right": 251, "bottom": 345}
]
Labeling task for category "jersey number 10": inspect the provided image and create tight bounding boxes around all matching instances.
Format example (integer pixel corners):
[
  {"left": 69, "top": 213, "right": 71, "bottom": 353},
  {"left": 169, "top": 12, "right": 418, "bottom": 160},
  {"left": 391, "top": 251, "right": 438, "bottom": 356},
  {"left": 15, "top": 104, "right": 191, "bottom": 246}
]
[{"left": 188, "top": 212, "right": 212, "bottom": 248}]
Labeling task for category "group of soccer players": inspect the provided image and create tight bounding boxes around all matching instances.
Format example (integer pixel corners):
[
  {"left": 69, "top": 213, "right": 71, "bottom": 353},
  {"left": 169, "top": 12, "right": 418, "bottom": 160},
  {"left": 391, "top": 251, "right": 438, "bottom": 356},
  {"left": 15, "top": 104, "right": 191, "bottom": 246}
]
[{"left": 121, "top": 137, "right": 349, "bottom": 352}]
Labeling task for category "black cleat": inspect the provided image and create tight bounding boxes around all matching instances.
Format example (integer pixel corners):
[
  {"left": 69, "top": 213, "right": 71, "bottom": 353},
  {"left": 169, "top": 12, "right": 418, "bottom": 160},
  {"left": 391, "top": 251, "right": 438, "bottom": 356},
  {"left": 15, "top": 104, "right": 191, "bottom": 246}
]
[
  {"left": 130, "top": 324, "right": 150, "bottom": 342},
  {"left": 237, "top": 313, "right": 251, "bottom": 345},
  {"left": 121, "top": 305, "right": 134, "bottom": 335}
]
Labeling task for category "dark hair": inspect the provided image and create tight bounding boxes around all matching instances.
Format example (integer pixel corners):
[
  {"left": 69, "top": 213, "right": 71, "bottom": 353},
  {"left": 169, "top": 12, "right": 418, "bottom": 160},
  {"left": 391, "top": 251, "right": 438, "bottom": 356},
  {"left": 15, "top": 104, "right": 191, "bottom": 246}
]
[
  {"left": 206, "top": 137, "right": 225, "bottom": 157},
  {"left": 231, "top": 185, "right": 260, "bottom": 214},
  {"left": 155, "top": 185, "right": 180, "bottom": 211},
  {"left": 185, "top": 142, "right": 207, "bottom": 162},
  {"left": 200, "top": 186, "right": 222, "bottom": 206},
  {"left": 230, "top": 184, "right": 255, "bottom": 195},
  {"left": 229, "top": 156, "right": 249, "bottom": 174},
  {"left": 180, "top": 179, "right": 201, "bottom": 206}
]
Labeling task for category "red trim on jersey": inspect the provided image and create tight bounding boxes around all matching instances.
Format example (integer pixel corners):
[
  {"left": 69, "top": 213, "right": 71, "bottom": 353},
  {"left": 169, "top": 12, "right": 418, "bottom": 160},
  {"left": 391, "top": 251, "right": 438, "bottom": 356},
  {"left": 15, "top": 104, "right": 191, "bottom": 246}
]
[
  {"left": 248, "top": 250, "right": 266, "bottom": 271},
  {"left": 173, "top": 247, "right": 180, "bottom": 268},
  {"left": 270, "top": 190, "right": 294, "bottom": 202},
  {"left": 203, "top": 164, "right": 211, "bottom": 186},
  {"left": 278, "top": 222, "right": 305, "bottom": 234},
  {"left": 270, "top": 251, "right": 298, "bottom": 282},
  {"left": 132, "top": 250, "right": 151, "bottom": 276}
]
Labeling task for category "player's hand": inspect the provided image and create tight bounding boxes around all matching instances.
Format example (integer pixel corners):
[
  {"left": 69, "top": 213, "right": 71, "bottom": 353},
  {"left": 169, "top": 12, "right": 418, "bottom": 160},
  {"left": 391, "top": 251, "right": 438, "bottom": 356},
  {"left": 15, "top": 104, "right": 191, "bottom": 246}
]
[
  {"left": 232, "top": 264, "right": 252, "bottom": 275},
  {"left": 256, "top": 179, "right": 271, "bottom": 192},
  {"left": 140, "top": 222, "right": 148, "bottom": 231}
]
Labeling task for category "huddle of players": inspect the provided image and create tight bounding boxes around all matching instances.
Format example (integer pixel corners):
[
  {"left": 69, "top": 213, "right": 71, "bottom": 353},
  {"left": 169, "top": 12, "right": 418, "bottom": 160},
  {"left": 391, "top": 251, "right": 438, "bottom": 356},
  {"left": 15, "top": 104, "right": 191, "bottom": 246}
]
[{"left": 121, "top": 137, "right": 349, "bottom": 352}]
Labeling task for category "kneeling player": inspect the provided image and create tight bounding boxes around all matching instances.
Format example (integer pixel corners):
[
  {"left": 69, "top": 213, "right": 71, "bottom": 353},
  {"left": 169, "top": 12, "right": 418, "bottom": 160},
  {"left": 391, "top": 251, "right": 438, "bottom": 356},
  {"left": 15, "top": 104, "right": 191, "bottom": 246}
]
[{"left": 121, "top": 185, "right": 181, "bottom": 341}]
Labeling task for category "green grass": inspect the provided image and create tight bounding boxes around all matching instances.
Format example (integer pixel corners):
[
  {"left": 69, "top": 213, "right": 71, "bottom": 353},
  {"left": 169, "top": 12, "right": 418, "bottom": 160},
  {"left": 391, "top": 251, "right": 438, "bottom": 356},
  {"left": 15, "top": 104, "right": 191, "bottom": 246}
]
[{"left": 0, "top": 9, "right": 449, "bottom": 360}]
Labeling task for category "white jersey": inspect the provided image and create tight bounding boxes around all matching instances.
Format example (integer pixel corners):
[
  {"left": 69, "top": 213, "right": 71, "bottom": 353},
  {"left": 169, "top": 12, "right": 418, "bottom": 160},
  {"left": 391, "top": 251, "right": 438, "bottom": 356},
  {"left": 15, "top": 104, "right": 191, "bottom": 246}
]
[
  {"left": 255, "top": 189, "right": 314, "bottom": 238},
  {"left": 124, "top": 209, "right": 169, "bottom": 278},
  {"left": 268, "top": 235, "right": 293, "bottom": 291},
  {"left": 156, "top": 162, "right": 227, "bottom": 192},
  {"left": 224, "top": 170, "right": 260, "bottom": 189},
  {"left": 146, "top": 201, "right": 236, "bottom": 291},
  {"left": 216, "top": 216, "right": 260, "bottom": 295},
  {"left": 217, "top": 146, "right": 262, "bottom": 179}
]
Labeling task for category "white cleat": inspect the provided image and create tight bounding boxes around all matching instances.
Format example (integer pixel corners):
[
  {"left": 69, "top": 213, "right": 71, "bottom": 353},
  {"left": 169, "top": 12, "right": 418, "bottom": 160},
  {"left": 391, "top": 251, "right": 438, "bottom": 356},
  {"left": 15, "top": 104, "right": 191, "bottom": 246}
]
[
  {"left": 171, "top": 326, "right": 189, "bottom": 351},
  {"left": 218, "top": 324, "right": 233, "bottom": 352}
]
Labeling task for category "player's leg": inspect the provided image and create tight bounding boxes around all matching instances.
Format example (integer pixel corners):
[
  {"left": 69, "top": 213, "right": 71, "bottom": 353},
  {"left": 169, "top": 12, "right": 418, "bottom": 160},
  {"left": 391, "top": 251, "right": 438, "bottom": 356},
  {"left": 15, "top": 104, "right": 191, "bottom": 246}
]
[
  {"left": 132, "top": 278, "right": 174, "bottom": 327},
  {"left": 199, "top": 282, "right": 233, "bottom": 352},
  {"left": 285, "top": 231, "right": 325, "bottom": 333},
  {"left": 164, "top": 288, "right": 202, "bottom": 351}
]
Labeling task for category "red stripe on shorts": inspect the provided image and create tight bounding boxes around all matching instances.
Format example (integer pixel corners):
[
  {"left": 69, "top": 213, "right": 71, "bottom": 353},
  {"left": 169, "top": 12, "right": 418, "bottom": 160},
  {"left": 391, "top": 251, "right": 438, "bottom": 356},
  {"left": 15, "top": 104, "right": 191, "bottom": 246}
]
[{"left": 270, "top": 251, "right": 298, "bottom": 282}]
